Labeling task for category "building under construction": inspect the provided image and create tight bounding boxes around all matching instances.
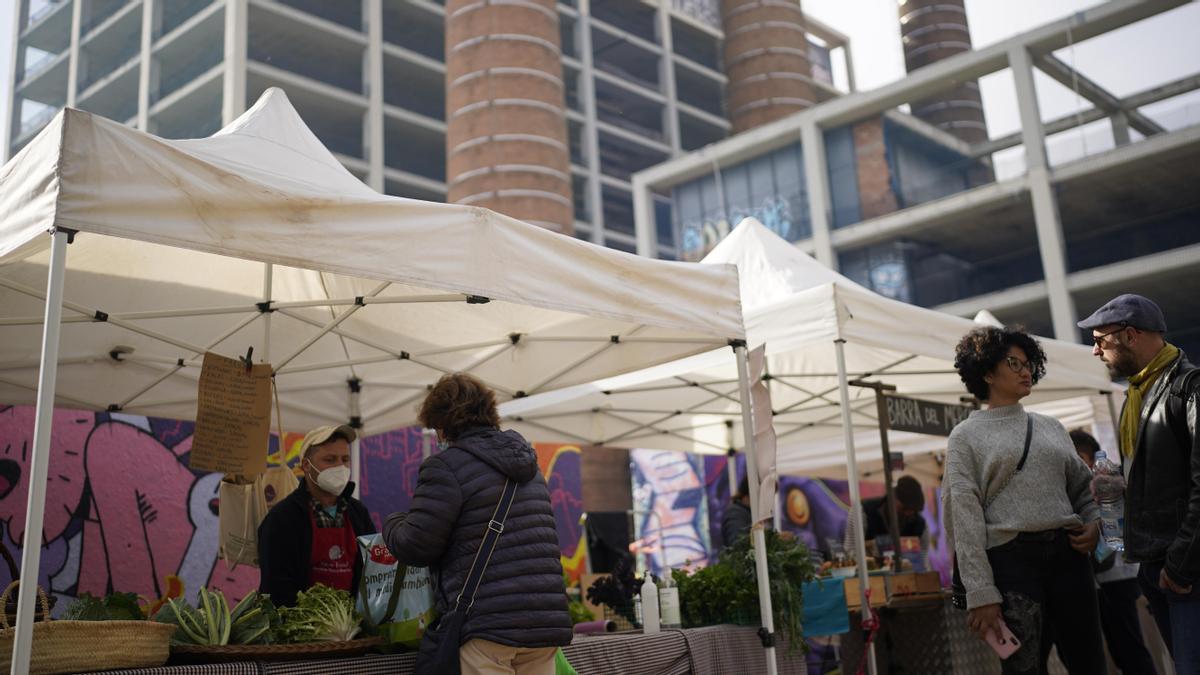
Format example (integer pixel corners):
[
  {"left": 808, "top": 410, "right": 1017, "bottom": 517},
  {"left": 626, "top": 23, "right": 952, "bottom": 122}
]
[{"left": 6, "top": 0, "right": 1198, "bottom": 351}]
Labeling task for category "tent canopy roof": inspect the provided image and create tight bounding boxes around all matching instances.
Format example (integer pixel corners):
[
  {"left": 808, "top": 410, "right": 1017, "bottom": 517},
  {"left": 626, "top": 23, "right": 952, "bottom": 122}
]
[
  {"left": 502, "top": 219, "right": 1117, "bottom": 472},
  {"left": 0, "top": 89, "right": 745, "bottom": 434}
]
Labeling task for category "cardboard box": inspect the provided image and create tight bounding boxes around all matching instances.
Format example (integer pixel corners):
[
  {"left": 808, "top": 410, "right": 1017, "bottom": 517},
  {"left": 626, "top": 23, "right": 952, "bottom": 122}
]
[{"left": 844, "top": 574, "right": 887, "bottom": 609}]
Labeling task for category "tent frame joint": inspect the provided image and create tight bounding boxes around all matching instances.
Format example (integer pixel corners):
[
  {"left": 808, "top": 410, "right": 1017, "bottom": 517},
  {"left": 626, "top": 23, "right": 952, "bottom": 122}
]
[
  {"left": 93, "top": 310, "right": 109, "bottom": 322},
  {"left": 757, "top": 627, "right": 776, "bottom": 648},
  {"left": 256, "top": 301, "right": 274, "bottom": 313},
  {"left": 348, "top": 377, "right": 362, "bottom": 393},
  {"left": 466, "top": 295, "right": 490, "bottom": 304},
  {"left": 51, "top": 227, "right": 78, "bottom": 244},
  {"left": 728, "top": 338, "right": 747, "bottom": 350}
]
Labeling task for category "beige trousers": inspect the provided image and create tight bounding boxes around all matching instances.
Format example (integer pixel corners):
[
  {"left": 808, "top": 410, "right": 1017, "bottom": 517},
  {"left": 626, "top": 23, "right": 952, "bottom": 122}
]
[{"left": 459, "top": 638, "right": 558, "bottom": 675}]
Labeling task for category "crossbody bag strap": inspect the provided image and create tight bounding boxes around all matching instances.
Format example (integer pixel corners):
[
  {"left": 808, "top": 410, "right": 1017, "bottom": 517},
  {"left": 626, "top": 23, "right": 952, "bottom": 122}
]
[
  {"left": 452, "top": 478, "right": 519, "bottom": 613},
  {"left": 984, "top": 414, "right": 1034, "bottom": 511}
]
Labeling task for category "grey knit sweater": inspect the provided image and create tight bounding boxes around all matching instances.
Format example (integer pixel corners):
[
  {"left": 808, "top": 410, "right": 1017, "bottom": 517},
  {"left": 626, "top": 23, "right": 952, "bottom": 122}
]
[{"left": 944, "top": 404, "right": 1100, "bottom": 609}]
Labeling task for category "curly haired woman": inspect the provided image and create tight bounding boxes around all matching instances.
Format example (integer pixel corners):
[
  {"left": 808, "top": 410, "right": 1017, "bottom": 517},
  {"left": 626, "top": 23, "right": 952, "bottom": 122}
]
[{"left": 945, "top": 327, "right": 1106, "bottom": 674}]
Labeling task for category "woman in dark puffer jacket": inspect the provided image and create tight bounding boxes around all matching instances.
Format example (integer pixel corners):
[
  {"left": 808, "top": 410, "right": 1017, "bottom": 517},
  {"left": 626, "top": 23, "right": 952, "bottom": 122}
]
[{"left": 383, "top": 373, "right": 571, "bottom": 675}]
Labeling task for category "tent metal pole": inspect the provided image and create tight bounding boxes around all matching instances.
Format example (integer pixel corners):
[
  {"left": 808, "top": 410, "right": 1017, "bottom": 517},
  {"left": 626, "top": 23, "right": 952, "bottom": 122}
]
[
  {"left": 422, "top": 429, "right": 435, "bottom": 459},
  {"left": 835, "top": 339, "right": 877, "bottom": 675},
  {"left": 262, "top": 263, "right": 273, "bottom": 364},
  {"left": 725, "top": 420, "right": 737, "bottom": 497},
  {"left": 11, "top": 229, "right": 70, "bottom": 675},
  {"left": 349, "top": 378, "right": 362, "bottom": 499},
  {"left": 735, "top": 344, "right": 778, "bottom": 675}
]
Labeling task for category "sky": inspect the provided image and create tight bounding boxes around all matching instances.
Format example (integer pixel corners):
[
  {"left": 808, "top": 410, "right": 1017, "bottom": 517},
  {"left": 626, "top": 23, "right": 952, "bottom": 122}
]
[{"left": 0, "top": 0, "right": 1198, "bottom": 161}]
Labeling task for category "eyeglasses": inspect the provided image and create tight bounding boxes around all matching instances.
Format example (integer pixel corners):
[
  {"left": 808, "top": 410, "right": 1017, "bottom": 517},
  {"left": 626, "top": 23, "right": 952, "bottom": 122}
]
[
  {"left": 1004, "top": 356, "right": 1033, "bottom": 374},
  {"left": 1092, "top": 326, "right": 1127, "bottom": 348}
]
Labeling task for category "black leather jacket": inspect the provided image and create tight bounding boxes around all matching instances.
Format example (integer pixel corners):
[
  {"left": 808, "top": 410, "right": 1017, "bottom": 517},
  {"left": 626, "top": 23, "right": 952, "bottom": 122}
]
[{"left": 1122, "top": 350, "right": 1200, "bottom": 587}]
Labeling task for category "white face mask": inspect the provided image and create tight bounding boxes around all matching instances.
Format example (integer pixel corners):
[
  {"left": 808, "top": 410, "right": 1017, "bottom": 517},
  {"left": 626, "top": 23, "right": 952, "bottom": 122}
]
[{"left": 307, "top": 460, "right": 351, "bottom": 496}]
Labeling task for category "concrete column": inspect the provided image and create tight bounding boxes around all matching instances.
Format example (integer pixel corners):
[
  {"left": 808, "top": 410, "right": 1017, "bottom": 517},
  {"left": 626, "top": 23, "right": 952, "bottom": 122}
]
[
  {"left": 2, "top": 1, "right": 25, "bottom": 161},
  {"left": 66, "top": 0, "right": 82, "bottom": 107},
  {"left": 445, "top": 0, "right": 573, "bottom": 233},
  {"left": 632, "top": 175, "right": 657, "bottom": 257},
  {"left": 137, "top": 0, "right": 156, "bottom": 131},
  {"left": 1010, "top": 44, "right": 1077, "bottom": 341},
  {"left": 801, "top": 121, "right": 836, "bottom": 269},
  {"left": 657, "top": 0, "right": 681, "bottom": 153},
  {"left": 720, "top": 0, "right": 816, "bottom": 134},
  {"left": 578, "top": 0, "right": 605, "bottom": 243},
  {"left": 366, "top": 0, "right": 385, "bottom": 192},
  {"left": 222, "top": 0, "right": 248, "bottom": 125},
  {"left": 1110, "top": 111, "right": 1132, "bottom": 146}
]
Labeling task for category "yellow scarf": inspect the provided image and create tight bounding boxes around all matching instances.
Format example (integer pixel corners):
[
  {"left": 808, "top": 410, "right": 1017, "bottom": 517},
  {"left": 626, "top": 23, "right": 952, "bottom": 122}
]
[{"left": 1120, "top": 343, "right": 1179, "bottom": 458}]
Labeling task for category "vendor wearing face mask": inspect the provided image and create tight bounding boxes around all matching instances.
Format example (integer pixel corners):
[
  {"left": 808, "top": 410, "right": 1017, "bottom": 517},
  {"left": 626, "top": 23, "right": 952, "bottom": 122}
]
[{"left": 257, "top": 424, "right": 375, "bottom": 607}]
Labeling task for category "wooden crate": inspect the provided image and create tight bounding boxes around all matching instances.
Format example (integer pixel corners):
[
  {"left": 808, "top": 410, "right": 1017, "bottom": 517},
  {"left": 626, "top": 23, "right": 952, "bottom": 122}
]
[{"left": 844, "top": 574, "right": 887, "bottom": 609}]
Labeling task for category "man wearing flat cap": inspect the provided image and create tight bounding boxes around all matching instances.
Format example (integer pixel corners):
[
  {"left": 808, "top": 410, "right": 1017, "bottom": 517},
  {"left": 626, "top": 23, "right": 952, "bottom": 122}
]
[
  {"left": 258, "top": 424, "right": 376, "bottom": 606},
  {"left": 1079, "top": 294, "right": 1200, "bottom": 673}
]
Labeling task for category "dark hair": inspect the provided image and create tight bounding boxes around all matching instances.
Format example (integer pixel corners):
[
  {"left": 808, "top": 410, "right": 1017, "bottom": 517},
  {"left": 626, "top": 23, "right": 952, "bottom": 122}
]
[
  {"left": 736, "top": 476, "right": 750, "bottom": 499},
  {"left": 894, "top": 475, "right": 924, "bottom": 512},
  {"left": 1069, "top": 429, "right": 1101, "bottom": 458},
  {"left": 953, "top": 327, "right": 1047, "bottom": 401},
  {"left": 418, "top": 373, "right": 500, "bottom": 441}
]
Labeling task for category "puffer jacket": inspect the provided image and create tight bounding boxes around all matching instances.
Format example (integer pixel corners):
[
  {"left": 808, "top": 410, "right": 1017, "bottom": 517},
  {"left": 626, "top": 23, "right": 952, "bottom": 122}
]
[
  {"left": 1122, "top": 350, "right": 1200, "bottom": 587},
  {"left": 382, "top": 427, "right": 571, "bottom": 648}
]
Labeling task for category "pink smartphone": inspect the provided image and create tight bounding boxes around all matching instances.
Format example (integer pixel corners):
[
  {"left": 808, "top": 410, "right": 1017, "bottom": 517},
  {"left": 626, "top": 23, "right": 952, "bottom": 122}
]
[{"left": 985, "top": 619, "right": 1021, "bottom": 659}]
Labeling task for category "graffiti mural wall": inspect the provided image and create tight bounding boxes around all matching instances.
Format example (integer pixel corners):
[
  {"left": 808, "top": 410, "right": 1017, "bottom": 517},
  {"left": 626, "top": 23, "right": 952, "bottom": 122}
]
[
  {"left": 534, "top": 444, "right": 587, "bottom": 583},
  {"left": 0, "top": 406, "right": 262, "bottom": 613},
  {"left": 630, "top": 448, "right": 711, "bottom": 575}
]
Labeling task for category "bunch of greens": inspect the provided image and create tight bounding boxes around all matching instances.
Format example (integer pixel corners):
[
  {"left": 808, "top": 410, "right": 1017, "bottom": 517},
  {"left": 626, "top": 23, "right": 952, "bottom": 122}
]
[
  {"left": 63, "top": 592, "right": 145, "bottom": 621},
  {"left": 277, "top": 584, "right": 362, "bottom": 643},
  {"left": 672, "top": 530, "right": 817, "bottom": 651},
  {"left": 152, "top": 588, "right": 279, "bottom": 646},
  {"left": 585, "top": 552, "right": 639, "bottom": 625}
]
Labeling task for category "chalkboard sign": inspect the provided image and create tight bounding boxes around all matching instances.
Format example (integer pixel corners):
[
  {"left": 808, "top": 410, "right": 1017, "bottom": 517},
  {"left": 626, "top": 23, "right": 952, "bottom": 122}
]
[{"left": 884, "top": 395, "right": 973, "bottom": 437}]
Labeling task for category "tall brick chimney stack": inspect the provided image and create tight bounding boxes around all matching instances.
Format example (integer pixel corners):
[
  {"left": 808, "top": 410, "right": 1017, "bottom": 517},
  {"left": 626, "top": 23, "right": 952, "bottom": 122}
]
[
  {"left": 445, "top": 0, "right": 573, "bottom": 234},
  {"left": 721, "top": 0, "right": 818, "bottom": 134},
  {"left": 898, "top": 0, "right": 989, "bottom": 144}
]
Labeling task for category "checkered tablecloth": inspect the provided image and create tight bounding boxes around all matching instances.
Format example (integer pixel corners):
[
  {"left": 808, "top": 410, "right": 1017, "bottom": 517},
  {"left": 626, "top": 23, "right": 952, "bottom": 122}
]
[{"left": 95, "top": 625, "right": 806, "bottom": 675}]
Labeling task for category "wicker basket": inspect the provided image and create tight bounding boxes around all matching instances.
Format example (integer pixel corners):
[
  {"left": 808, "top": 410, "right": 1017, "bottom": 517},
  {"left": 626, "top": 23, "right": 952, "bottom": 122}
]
[
  {"left": 169, "top": 636, "right": 387, "bottom": 664},
  {"left": 0, "top": 582, "right": 175, "bottom": 675}
]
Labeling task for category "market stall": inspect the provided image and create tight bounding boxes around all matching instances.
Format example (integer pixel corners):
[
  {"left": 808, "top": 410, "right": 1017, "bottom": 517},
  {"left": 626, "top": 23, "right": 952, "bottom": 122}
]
[
  {"left": 95, "top": 625, "right": 808, "bottom": 675},
  {"left": 500, "top": 219, "right": 1119, "bottom": 674},
  {"left": 0, "top": 89, "right": 752, "bottom": 673}
]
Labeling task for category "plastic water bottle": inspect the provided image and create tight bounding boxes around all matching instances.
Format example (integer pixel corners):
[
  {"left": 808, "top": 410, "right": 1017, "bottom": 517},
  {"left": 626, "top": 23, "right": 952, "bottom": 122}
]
[
  {"left": 658, "top": 573, "right": 681, "bottom": 629},
  {"left": 640, "top": 574, "right": 660, "bottom": 634},
  {"left": 1093, "top": 451, "right": 1126, "bottom": 552}
]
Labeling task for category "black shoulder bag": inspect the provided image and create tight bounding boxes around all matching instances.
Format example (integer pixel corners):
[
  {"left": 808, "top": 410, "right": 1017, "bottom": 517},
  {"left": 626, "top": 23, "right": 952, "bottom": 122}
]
[
  {"left": 951, "top": 414, "right": 1032, "bottom": 610},
  {"left": 414, "top": 479, "right": 518, "bottom": 674}
]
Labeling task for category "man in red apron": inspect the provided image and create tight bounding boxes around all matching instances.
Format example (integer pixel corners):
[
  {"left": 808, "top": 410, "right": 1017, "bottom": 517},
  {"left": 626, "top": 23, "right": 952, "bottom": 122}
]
[{"left": 258, "top": 425, "right": 376, "bottom": 606}]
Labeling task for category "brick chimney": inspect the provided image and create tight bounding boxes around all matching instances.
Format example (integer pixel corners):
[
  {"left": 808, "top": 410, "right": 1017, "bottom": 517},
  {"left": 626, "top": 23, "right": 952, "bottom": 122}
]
[{"left": 721, "top": 0, "right": 818, "bottom": 134}]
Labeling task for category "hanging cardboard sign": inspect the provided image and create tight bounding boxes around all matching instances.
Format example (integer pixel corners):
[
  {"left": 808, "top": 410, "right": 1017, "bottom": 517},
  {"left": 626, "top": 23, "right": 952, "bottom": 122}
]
[{"left": 190, "top": 352, "right": 272, "bottom": 478}]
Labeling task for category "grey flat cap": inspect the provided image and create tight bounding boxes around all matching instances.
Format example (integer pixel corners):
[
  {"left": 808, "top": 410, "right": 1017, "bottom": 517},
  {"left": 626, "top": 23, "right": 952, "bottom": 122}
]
[{"left": 1077, "top": 294, "right": 1167, "bottom": 332}]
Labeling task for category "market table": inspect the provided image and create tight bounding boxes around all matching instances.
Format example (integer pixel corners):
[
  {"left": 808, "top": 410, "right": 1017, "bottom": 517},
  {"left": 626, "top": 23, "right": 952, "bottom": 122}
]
[{"left": 95, "top": 625, "right": 807, "bottom": 675}]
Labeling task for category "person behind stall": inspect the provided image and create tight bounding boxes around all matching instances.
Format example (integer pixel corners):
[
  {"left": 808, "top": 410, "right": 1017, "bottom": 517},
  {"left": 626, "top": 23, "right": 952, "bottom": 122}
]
[
  {"left": 843, "top": 475, "right": 930, "bottom": 568},
  {"left": 383, "top": 373, "right": 571, "bottom": 675},
  {"left": 721, "top": 476, "right": 753, "bottom": 548},
  {"left": 945, "top": 326, "right": 1105, "bottom": 674},
  {"left": 1079, "top": 294, "right": 1200, "bottom": 675},
  {"left": 1069, "top": 429, "right": 1157, "bottom": 675},
  {"left": 257, "top": 424, "right": 375, "bottom": 607}
]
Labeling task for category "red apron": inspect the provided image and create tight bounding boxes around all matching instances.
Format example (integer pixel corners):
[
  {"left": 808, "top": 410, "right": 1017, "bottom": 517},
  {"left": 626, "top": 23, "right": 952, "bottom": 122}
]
[{"left": 307, "top": 508, "right": 358, "bottom": 592}]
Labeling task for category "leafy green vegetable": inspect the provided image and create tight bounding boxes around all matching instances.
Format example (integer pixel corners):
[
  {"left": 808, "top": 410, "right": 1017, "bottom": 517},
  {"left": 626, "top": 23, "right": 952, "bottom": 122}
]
[
  {"left": 229, "top": 591, "right": 280, "bottom": 645},
  {"left": 63, "top": 592, "right": 145, "bottom": 621},
  {"left": 672, "top": 530, "right": 817, "bottom": 652},
  {"left": 277, "top": 584, "right": 362, "bottom": 643},
  {"left": 150, "top": 587, "right": 278, "bottom": 646}
]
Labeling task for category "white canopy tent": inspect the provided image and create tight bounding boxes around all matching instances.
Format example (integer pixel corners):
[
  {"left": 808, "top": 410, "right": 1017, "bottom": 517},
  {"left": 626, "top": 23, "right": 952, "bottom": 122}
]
[
  {"left": 501, "top": 219, "right": 1118, "bottom": 673},
  {"left": 0, "top": 89, "right": 751, "bottom": 673}
]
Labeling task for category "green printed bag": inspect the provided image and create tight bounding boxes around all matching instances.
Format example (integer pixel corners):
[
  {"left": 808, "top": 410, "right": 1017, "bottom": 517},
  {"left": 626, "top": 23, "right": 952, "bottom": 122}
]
[{"left": 356, "top": 533, "right": 436, "bottom": 648}]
